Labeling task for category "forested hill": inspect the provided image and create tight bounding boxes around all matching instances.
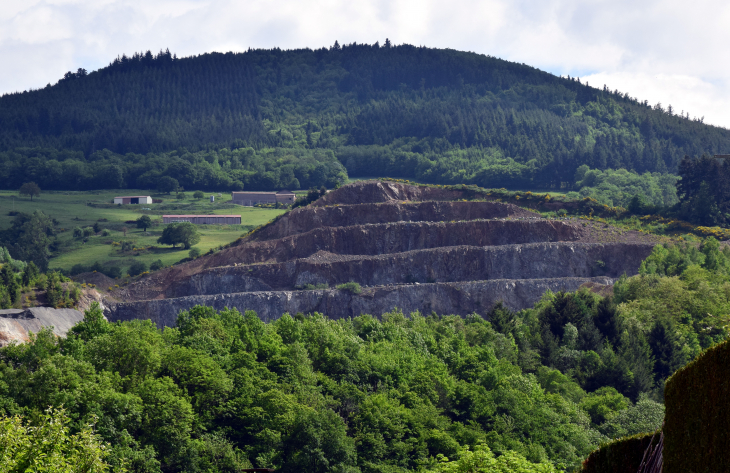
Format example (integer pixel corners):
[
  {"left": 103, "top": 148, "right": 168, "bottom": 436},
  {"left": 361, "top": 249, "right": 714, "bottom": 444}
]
[{"left": 2, "top": 43, "right": 730, "bottom": 191}]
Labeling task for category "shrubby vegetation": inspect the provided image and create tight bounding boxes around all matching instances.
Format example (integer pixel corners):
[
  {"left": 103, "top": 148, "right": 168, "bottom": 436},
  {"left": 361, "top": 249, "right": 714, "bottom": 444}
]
[
  {"left": 570, "top": 165, "right": 679, "bottom": 209},
  {"left": 0, "top": 211, "right": 56, "bottom": 271},
  {"left": 1, "top": 239, "right": 727, "bottom": 472},
  {"left": 0, "top": 249, "right": 80, "bottom": 309}
]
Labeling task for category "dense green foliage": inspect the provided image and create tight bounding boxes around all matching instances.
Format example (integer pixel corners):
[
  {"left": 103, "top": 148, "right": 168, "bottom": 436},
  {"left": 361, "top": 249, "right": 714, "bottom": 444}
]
[
  {"left": 2, "top": 44, "right": 729, "bottom": 190},
  {"left": 664, "top": 337, "right": 730, "bottom": 473},
  {"left": 570, "top": 165, "right": 679, "bottom": 209},
  {"left": 0, "top": 210, "right": 56, "bottom": 271},
  {"left": 0, "top": 246, "right": 80, "bottom": 309},
  {"left": 676, "top": 154, "right": 730, "bottom": 226},
  {"left": 579, "top": 430, "right": 660, "bottom": 473},
  {"left": 427, "top": 443, "right": 556, "bottom": 472},
  {"left": 0, "top": 303, "right": 607, "bottom": 472},
  {"left": 0, "top": 147, "right": 347, "bottom": 191},
  {"left": 0, "top": 407, "right": 114, "bottom": 472}
]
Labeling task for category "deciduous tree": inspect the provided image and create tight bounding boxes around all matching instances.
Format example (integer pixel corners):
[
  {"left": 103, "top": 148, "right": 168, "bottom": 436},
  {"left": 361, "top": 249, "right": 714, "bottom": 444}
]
[{"left": 18, "top": 182, "right": 40, "bottom": 201}]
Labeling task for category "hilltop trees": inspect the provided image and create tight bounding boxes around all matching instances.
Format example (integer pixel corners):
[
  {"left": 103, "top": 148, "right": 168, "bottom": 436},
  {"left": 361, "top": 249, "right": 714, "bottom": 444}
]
[{"left": 0, "top": 45, "right": 728, "bottom": 191}]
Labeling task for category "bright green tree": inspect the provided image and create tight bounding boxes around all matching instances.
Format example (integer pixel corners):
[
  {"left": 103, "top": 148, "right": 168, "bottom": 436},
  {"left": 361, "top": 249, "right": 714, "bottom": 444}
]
[
  {"left": 428, "top": 444, "right": 556, "bottom": 473},
  {"left": 157, "top": 222, "right": 200, "bottom": 249},
  {"left": 0, "top": 407, "right": 116, "bottom": 473}
]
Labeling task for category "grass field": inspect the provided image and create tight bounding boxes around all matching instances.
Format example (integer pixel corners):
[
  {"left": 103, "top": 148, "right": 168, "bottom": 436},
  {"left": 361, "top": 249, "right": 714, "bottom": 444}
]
[{"left": 0, "top": 189, "right": 285, "bottom": 274}]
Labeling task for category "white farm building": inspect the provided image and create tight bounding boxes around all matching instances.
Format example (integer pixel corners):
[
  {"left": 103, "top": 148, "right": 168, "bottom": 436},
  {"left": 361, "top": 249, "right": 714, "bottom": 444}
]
[{"left": 114, "top": 195, "right": 152, "bottom": 205}]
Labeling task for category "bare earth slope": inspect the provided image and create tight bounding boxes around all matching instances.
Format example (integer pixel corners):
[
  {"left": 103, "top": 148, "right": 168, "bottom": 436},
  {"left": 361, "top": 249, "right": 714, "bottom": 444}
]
[{"left": 106, "top": 181, "right": 660, "bottom": 326}]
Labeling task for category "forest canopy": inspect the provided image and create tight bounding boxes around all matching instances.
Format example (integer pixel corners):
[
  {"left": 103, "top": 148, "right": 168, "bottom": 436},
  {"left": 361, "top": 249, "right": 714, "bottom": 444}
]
[{"left": 1, "top": 44, "right": 729, "bottom": 191}]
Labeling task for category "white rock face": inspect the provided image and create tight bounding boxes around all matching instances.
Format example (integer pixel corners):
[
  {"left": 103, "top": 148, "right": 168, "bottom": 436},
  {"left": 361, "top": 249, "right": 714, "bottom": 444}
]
[{"left": 0, "top": 307, "right": 84, "bottom": 346}]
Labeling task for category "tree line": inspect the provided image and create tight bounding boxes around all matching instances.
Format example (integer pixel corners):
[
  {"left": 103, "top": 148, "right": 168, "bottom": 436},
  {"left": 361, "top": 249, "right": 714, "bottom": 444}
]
[{"left": 0, "top": 147, "right": 347, "bottom": 191}]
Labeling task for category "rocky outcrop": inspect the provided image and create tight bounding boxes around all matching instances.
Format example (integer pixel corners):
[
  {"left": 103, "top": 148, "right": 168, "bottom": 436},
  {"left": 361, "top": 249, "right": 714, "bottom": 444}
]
[
  {"left": 0, "top": 307, "right": 85, "bottom": 346},
  {"left": 312, "top": 180, "right": 464, "bottom": 206},
  {"left": 109, "top": 277, "right": 615, "bottom": 327},
  {"left": 200, "top": 219, "right": 587, "bottom": 268},
  {"left": 163, "top": 242, "right": 654, "bottom": 298},
  {"left": 250, "top": 200, "right": 538, "bottom": 241}
]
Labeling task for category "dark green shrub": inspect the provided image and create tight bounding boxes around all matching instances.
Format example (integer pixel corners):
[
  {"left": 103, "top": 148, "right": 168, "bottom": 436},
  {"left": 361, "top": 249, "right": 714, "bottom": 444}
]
[
  {"left": 129, "top": 261, "right": 148, "bottom": 277},
  {"left": 189, "top": 248, "right": 201, "bottom": 259},
  {"left": 102, "top": 266, "right": 122, "bottom": 279},
  {"left": 580, "top": 430, "right": 660, "bottom": 473},
  {"left": 664, "top": 338, "right": 730, "bottom": 473},
  {"left": 70, "top": 264, "right": 88, "bottom": 276},
  {"left": 150, "top": 259, "right": 164, "bottom": 271}
]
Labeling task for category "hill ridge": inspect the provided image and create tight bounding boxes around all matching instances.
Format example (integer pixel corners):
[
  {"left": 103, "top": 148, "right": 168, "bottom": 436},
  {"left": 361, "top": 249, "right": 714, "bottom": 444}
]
[{"left": 1, "top": 44, "right": 729, "bottom": 191}]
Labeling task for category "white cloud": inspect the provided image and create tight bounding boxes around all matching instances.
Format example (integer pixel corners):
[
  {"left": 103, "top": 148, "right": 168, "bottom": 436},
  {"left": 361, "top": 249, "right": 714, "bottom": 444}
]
[
  {"left": 0, "top": 0, "right": 729, "bottom": 128},
  {"left": 582, "top": 71, "right": 729, "bottom": 128}
]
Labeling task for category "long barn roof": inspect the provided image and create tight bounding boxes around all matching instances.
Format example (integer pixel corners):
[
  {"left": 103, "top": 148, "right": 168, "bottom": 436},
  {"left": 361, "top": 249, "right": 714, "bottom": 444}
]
[{"left": 163, "top": 215, "right": 240, "bottom": 218}]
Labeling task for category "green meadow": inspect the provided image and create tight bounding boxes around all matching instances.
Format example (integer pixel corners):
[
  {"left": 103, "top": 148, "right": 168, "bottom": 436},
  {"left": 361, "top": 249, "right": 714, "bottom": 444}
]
[{"left": 0, "top": 189, "right": 285, "bottom": 274}]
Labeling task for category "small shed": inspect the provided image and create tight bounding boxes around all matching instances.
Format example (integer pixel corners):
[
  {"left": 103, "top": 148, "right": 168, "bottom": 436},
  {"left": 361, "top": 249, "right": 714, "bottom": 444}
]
[
  {"left": 114, "top": 196, "right": 152, "bottom": 205},
  {"left": 162, "top": 215, "right": 241, "bottom": 225}
]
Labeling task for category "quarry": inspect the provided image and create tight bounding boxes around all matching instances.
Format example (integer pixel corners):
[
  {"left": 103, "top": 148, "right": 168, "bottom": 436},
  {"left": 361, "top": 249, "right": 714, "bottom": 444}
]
[{"left": 103, "top": 180, "right": 660, "bottom": 327}]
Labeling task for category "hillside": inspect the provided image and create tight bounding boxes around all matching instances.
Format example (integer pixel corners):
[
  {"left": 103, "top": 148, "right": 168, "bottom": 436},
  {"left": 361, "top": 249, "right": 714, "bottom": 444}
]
[{"left": 1, "top": 44, "right": 730, "bottom": 191}]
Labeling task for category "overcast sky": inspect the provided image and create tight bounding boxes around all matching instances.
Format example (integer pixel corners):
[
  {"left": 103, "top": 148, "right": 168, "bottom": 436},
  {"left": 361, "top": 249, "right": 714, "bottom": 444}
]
[{"left": 2, "top": 0, "right": 729, "bottom": 128}]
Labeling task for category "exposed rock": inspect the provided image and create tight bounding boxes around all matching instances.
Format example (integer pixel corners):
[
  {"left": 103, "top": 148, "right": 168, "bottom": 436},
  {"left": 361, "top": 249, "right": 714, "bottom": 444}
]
[
  {"left": 250, "top": 200, "right": 538, "bottom": 241},
  {"left": 163, "top": 242, "right": 653, "bottom": 298},
  {"left": 0, "top": 307, "right": 85, "bottom": 346},
  {"left": 312, "top": 180, "right": 463, "bottom": 206},
  {"left": 108, "top": 277, "right": 615, "bottom": 328}
]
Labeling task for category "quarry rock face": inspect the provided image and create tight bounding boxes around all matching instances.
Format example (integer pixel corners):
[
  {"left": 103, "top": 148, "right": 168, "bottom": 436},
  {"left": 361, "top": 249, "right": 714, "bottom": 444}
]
[
  {"left": 109, "top": 277, "right": 616, "bottom": 327},
  {"left": 0, "top": 307, "right": 85, "bottom": 346},
  {"left": 163, "top": 242, "right": 653, "bottom": 298},
  {"left": 107, "top": 180, "right": 661, "bottom": 326}
]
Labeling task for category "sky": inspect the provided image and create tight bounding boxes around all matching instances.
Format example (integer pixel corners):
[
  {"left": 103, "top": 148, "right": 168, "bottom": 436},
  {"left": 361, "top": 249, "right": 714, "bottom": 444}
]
[{"left": 1, "top": 0, "right": 729, "bottom": 129}]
